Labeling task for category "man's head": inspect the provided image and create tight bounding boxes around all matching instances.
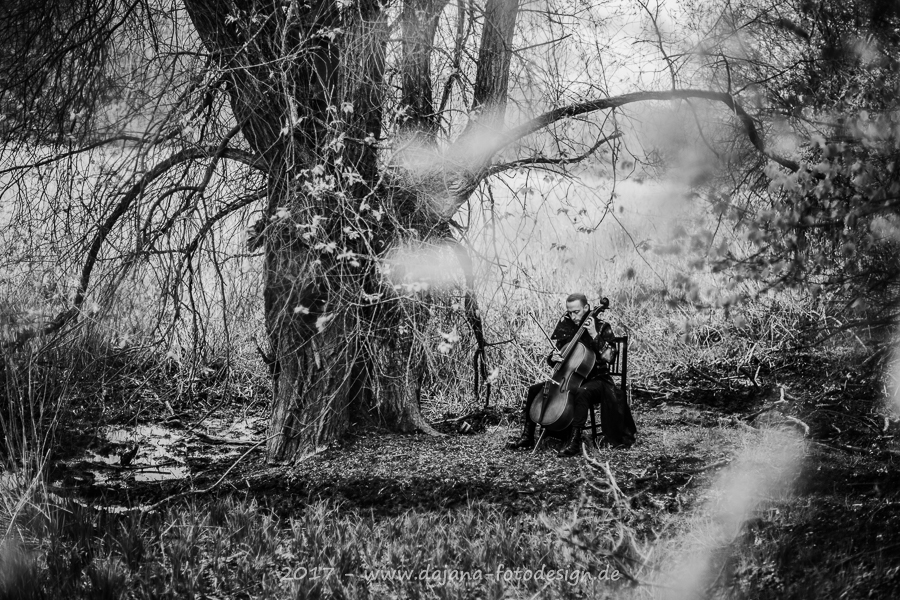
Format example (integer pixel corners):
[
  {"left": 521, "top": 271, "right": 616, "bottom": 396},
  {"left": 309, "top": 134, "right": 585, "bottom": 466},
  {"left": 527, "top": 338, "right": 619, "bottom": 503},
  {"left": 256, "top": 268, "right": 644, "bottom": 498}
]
[{"left": 565, "top": 292, "right": 589, "bottom": 322}]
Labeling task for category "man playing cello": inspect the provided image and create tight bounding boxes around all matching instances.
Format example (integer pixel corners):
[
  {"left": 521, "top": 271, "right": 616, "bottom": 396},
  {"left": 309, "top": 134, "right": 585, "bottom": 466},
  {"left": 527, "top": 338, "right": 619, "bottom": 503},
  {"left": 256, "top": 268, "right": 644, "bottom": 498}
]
[{"left": 507, "top": 292, "right": 638, "bottom": 456}]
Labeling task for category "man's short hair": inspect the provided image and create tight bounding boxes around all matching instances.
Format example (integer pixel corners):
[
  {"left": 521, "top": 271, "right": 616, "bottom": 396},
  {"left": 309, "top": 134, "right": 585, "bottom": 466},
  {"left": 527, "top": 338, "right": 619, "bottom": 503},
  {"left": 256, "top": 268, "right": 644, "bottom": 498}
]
[{"left": 566, "top": 292, "right": 588, "bottom": 306}]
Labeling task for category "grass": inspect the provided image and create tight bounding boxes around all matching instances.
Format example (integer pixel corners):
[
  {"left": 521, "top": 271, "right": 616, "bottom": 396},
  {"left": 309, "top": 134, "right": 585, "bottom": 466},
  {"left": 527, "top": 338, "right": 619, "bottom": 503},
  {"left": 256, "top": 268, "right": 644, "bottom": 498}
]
[{"left": 0, "top": 496, "right": 646, "bottom": 599}]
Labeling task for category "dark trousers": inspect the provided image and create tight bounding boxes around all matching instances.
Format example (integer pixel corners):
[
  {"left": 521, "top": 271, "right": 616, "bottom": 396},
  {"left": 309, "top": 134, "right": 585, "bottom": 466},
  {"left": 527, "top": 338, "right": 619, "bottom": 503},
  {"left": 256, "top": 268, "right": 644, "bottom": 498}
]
[{"left": 524, "top": 377, "right": 637, "bottom": 444}]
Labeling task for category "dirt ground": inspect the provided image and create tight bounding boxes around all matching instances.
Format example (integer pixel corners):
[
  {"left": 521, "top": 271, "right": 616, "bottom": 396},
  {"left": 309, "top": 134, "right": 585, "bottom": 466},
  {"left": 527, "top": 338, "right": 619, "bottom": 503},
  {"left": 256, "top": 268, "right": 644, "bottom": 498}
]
[{"left": 44, "top": 352, "right": 900, "bottom": 597}]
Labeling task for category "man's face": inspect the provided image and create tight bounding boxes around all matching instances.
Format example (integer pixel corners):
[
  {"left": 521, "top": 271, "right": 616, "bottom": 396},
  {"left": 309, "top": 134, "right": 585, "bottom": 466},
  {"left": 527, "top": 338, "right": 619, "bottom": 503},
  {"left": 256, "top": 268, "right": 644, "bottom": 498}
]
[{"left": 565, "top": 300, "right": 589, "bottom": 323}]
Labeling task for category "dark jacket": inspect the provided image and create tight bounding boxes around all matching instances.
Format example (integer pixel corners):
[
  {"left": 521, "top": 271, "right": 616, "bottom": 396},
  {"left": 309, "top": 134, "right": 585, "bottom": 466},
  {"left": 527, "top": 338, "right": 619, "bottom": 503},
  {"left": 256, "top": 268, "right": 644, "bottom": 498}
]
[{"left": 547, "top": 314, "right": 617, "bottom": 381}]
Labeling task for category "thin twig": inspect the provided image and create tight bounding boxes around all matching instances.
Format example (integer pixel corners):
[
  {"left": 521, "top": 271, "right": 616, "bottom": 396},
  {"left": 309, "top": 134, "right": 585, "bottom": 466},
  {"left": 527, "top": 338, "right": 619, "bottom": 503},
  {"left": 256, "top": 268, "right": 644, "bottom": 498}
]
[
  {"left": 746, "top": 400, "right": 786, "bottom": 421},
  {"left": 138, "top": 434, "right": 280, "bottom": 513}
]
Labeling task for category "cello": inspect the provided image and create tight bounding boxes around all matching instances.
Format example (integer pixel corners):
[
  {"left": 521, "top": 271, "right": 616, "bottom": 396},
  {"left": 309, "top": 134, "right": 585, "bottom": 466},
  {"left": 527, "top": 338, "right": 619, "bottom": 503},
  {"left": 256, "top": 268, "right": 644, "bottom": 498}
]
[{"left": 529, "top": 297, "right": 611, "bottom": 432}]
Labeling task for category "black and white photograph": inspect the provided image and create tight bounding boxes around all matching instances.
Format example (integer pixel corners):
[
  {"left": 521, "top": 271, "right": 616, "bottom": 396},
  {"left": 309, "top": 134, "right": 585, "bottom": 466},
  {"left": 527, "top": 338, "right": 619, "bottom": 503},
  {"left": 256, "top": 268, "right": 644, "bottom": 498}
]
[{"left": 1, "top": 0, "right": 898, "bottom": 597}]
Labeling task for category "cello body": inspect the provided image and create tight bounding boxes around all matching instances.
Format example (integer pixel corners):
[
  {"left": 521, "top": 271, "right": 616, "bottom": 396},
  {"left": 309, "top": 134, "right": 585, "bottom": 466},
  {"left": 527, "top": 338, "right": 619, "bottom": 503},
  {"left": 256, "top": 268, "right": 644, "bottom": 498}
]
[{"left": 529, "top": 303, "right": 608, "bottom": 431}]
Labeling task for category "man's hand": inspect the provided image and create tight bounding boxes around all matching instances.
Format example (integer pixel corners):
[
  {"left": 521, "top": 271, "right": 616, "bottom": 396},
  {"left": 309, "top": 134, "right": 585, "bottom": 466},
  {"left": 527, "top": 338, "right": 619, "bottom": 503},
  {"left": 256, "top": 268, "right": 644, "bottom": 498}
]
[
  {"left": 550, "top": 351, "right": 563, "bottom": 364},
  {"left": 585, "top": 317, "right": 598, "bottom": 339}
]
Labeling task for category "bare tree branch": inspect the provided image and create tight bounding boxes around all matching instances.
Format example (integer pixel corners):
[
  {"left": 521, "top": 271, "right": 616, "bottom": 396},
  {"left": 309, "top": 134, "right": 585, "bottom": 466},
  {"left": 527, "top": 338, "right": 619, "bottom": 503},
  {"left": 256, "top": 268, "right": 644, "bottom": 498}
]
[
  {"left": 16, "top": 144, "right": 265, "bottom": 343},
  {"left": 0, "top": 135, "right": 144, "bottom": 176},
  {"left": 181, "top": 188, "right": 267, "bottom": 261},
  {"left": 492, "top": 89, "right": 800, "bottom": 172},
  {"left": 486, "top": 131, "right": 623, "bottom": 176},
  {"left": 637, "top": 0, "right": 678, "bottom": 89},
  {"left": 436, "top": 0, "right": 471, "bottom": 122}
]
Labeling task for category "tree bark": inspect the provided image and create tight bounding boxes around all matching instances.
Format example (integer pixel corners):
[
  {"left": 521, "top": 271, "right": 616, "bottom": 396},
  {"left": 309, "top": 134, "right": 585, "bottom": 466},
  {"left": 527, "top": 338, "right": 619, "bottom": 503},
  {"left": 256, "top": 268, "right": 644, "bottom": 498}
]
[
  {"left": 399, "top": 0, "right": 449, "bottom": 141},
  {"left": 470, "top": 0, "right": 520, "bottom": 130},
  {"left": 184, "top": 0, "right": 441, "bottom": 461}
]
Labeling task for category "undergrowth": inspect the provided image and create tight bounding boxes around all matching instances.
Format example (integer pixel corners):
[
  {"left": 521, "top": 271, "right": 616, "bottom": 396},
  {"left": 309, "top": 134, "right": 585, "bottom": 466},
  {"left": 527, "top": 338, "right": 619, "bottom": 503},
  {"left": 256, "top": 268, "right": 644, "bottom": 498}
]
[{"left": 0, "top": 496, "right": 644, "bottom": 600}]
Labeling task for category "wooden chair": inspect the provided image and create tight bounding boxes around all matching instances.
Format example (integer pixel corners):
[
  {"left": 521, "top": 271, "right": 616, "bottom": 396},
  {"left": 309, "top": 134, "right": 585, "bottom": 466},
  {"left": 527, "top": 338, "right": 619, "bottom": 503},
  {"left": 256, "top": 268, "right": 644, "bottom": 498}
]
[{"left": 584, "top": 335, "right": 629, "bottom": 446}]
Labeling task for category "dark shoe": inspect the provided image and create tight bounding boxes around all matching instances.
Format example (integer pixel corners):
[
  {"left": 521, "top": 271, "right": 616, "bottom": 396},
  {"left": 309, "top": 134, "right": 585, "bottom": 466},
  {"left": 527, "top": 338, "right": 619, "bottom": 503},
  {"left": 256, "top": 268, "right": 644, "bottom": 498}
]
[
  {"left": 506, "top": 420, "right": 536, "bottom": 450},
  {"left": 506, "top": 434, "right": 534, "bottom": 450},
  {"left": 558, "top": 427, "right": 583, "bottom": 457},
  {"left": 598, "top": 436, "right": 633, "bottom": 449}
]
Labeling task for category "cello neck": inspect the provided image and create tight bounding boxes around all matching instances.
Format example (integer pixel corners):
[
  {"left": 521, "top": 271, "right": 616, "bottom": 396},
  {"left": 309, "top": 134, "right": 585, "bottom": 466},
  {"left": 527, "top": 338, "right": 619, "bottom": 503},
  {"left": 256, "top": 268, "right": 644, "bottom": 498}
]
[
  {"left": 550, "top": 298, "right": 611, "bottom": 371},
  {"left": 556, "top": 305, "right": 605, "bottom": 363}
]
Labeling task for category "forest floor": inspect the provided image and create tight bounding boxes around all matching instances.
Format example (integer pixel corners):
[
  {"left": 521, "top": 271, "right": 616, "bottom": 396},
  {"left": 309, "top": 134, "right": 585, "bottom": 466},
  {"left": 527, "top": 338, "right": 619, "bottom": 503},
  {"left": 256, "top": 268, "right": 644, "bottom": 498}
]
[
  {"left": 50, "top": 378, "right": 745, "bottom": 521},
  {"left": 25, "top": 349, "right": 900, "bottom": 598}
]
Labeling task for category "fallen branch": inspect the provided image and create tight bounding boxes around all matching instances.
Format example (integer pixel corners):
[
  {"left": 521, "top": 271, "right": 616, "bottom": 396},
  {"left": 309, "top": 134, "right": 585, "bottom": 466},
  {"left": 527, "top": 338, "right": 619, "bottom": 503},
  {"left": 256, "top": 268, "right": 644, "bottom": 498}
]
[
  {"left": 746, "top": 399, "right": 787, "bottom": 422},
  {"left": 687, "top": 365, "right": 727, "bottom": 388},
  {"left": 83, "top": 460, "right": 184, "bottom": 472},
  {"left": 809, "top": 440, "right": 871, "bottom": 454},
  {"left": 678, "top": 475, "right": 694, "bottom": 491},
  {"left": 429, "top": 409, "right": 492, "bottom": 426},
  {"left": 738, "top": 365, "right": 761, "bottom": 390}
]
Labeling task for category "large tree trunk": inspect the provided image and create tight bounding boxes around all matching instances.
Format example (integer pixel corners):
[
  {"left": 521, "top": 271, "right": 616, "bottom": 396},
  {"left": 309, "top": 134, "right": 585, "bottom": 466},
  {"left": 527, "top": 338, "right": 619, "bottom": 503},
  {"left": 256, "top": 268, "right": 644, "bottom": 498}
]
[
  {"left": 262, "top": 185, "right": 444, "bottom": 460},
  {"left": 185, "top": 0, "right": 442, "bottom": 462}
]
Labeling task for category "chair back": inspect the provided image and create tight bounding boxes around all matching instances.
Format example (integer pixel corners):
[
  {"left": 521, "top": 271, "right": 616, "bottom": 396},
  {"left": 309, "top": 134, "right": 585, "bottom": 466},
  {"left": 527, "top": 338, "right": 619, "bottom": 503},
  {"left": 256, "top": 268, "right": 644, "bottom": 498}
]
[
  {"left": 609, "top": 335, "right": 629, "bottom": 397},
  {"left": 580, "top": 334, "right": 632, "bottom": 439}
]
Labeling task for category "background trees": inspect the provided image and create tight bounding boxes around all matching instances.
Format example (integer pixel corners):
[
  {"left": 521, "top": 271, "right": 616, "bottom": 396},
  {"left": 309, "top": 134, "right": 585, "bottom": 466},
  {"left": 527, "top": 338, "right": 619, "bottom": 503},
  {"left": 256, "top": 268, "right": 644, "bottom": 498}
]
[
  {"left": 672, "top": 0, "right": 900, "bottom": 335},
  {"left": 2, "top": 0, "right": 897, "bottom": 461}
]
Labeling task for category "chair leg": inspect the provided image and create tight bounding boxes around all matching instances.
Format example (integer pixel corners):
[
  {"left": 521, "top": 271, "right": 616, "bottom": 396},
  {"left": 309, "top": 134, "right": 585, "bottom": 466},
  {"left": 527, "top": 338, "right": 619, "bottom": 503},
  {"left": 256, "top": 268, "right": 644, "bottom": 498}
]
[{"left": 589, "top": 404, "right": 598, "bottom": 449}]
